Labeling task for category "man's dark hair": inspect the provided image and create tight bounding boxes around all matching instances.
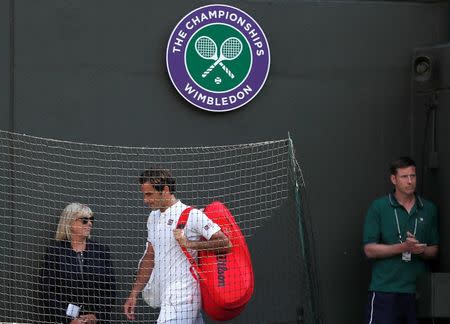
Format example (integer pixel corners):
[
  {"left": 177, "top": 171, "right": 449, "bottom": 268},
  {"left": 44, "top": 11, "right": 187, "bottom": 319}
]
[
  {"left": 390, "top": 157, "right": 416, "bottom": 175},
  {"left": 139, "top": 167, "right": 176, "bottom": 193}
]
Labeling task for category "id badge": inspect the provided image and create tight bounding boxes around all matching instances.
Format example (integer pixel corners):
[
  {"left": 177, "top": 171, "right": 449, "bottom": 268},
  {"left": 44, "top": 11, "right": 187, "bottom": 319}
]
[{"left": 402, "top": 251, "right": 411, "bottom": 262}]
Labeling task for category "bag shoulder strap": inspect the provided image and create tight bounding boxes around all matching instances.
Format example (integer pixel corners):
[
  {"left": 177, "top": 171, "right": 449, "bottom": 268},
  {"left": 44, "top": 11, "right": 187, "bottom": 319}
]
[
  {"left": 176, "top": 207, "right": 201, "bottom": 281},
  {"left": 176, "top": 206, "right": 192, "bottom": 230}
]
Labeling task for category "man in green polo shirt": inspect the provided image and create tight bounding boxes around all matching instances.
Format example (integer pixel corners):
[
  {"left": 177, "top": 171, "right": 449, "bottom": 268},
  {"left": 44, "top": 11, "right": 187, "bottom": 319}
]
[{"left": 363, "top": 157, "right": 439, "bottom": 324}]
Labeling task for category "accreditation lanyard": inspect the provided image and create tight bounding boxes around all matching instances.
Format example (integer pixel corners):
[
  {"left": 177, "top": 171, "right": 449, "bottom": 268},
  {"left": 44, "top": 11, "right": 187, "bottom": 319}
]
[{"left": 394, "top": 209, "right": 417, "bottom": 243}]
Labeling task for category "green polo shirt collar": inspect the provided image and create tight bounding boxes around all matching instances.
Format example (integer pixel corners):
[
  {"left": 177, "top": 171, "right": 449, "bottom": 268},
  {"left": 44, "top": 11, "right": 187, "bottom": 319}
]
[{"left": 388, "top": 193, "right": 424, "bottom": 211}]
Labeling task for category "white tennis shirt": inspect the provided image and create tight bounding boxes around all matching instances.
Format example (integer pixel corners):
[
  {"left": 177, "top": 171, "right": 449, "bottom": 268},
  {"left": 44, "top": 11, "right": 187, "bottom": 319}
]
[{"left": 146, "top": 200, "right": 221, "bottom": 308}]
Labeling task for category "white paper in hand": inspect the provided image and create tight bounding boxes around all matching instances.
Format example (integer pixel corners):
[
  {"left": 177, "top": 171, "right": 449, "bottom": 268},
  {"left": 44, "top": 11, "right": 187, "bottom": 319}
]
[{"left": 66, "top": 303, "right": 81, "bottom": 318}]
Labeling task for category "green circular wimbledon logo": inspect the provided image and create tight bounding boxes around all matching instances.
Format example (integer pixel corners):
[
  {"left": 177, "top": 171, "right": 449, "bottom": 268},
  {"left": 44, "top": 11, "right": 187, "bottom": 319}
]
[
  {"left": 185, "top": 24, "right": 252, "bottom": 93},
  {"left": 167, "top": 4, "right": 270, "bottom": 112}
]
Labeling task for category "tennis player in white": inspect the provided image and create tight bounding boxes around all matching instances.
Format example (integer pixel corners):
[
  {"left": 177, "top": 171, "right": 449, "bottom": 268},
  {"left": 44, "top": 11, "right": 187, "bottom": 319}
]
[{"left": 124, "top": 168, "right": 231, "bottom": 323}]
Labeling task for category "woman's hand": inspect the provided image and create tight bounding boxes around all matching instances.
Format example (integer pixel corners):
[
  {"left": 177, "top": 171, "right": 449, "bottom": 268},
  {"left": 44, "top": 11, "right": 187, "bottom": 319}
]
[
  {"left": 70, "top": 314, "right": 97, "bottom": 324},
  {"left": 80, "top": 314, "right": 97, "bottom": 324},
  {"left": 70, "top": 319, "right": 86, "bottom": 324}
]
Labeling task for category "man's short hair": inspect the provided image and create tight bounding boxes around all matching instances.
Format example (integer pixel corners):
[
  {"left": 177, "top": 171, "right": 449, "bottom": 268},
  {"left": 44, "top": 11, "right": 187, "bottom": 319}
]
[
  {"left": 139, "top": 167, "right": 176, "bottom": 193},
  {"left": 390, "top": 157, "right": 416, "bottom": 175}
]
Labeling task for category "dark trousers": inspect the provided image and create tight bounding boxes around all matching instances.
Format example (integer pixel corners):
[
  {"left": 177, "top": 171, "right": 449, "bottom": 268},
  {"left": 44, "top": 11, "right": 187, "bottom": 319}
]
[{"left": 364, "top": 291, "right": 418, "bottom": 324}]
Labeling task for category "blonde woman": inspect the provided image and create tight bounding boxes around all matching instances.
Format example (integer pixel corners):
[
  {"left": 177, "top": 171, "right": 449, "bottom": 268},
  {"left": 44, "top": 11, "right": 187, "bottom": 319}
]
[{"left": 40, "top": 203, "right": 116, "bottom": 323}]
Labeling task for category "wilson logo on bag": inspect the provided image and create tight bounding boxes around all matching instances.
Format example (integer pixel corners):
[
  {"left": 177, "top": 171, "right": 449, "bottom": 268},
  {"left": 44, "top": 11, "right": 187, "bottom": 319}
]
[{"left": 177, "top": 201, "right": 254, "bottom": 321}]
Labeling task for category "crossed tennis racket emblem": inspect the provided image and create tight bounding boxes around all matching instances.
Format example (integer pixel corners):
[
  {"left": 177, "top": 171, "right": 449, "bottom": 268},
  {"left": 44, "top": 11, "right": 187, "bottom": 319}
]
[{"left": 195, "top": 36, "right": 243, "bottom": 79}]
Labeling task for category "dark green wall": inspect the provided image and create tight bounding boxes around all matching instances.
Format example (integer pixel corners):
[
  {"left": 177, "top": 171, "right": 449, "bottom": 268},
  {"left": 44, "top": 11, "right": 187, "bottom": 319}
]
[
  {"left": 0, "top": 0, "right": 10, "bottom": 130},
  {"left": 1, "top": 1, "right": 449, "bottom": 323}
]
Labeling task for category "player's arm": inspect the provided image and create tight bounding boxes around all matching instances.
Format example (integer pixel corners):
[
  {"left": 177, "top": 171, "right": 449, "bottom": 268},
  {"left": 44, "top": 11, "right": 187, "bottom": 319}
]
[
  {"left": 124, "top": 242, "right": 154, "bottom": 320},
  {"left": 175, "top": 229, "right": 232, "bottom": 254}
]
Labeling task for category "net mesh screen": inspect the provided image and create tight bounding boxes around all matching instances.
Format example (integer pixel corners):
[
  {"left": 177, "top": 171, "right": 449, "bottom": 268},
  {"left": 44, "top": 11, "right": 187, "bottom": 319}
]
[{"left": 0, "top": 129, "right": 320, "bottom": 324}]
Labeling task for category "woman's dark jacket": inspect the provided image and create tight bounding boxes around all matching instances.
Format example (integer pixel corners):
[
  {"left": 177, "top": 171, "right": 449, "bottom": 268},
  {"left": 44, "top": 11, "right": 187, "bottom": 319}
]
[{"left": 40, "top": 239, "right": 116, "bottom": 323}]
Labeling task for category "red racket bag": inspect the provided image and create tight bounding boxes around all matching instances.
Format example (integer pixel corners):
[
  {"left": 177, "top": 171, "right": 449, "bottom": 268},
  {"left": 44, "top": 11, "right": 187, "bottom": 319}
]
[{"left": 177, "top": 201, "right": 254, "bottom": 321}]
